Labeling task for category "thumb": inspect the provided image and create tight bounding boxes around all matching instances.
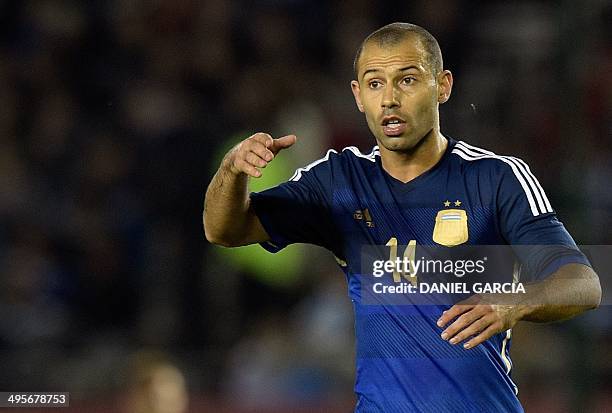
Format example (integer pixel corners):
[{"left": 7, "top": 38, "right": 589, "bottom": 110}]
[{"left": 269, "top": 134, "right": 297, "bottom": 155}]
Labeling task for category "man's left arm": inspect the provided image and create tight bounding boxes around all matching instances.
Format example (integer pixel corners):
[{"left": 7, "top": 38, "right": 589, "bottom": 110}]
[{"left": 436, "top": 263, "right": 601, "bottom": 349}]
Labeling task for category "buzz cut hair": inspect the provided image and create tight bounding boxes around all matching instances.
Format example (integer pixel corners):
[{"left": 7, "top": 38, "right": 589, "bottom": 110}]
[{"left": 353, "top": 22, "right": 443, "bottom": 78}]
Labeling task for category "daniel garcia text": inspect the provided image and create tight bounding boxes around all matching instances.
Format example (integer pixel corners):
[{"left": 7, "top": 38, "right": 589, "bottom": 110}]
[{"left": 371, "top": 256, "right": 526, "bottom": 294}]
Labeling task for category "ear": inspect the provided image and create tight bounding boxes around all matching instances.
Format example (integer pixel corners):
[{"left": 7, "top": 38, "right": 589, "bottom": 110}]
[
  {"left": 437, "top": 70, "right": 453, "bottom": 104},
  {"left": 351, "top": 80, "right": 365, "bottom": 113}
]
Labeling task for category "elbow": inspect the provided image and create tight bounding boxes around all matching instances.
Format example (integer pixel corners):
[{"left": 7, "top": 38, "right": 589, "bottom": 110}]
[
  {"left": 589, "top": 275, "right": 602, "bottom": 310},
  {"left": 208, "top": 237, "right": 236, "bottom": 248},
  {"left": 204, "top": 229, "right": 229, "bottom": 247},
  {"left": 582, "top": 269, "right": 602, "bottom": 311},
  {"left": 203, "top": 221, "right": 225, "bottom": 246},
  {"left": 203, "top": 215, "right": 239, "bottom": 247},
  {"left": 204, "top": 228, "right": 235, "bottom": 247}
]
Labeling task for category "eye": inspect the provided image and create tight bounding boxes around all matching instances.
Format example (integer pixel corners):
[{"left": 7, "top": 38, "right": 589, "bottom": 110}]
[
  {"left": 401, "top": 77, "right": 416, "bottom": 85},
  {"left": 368, "top": 80, "right": 383, "bottom": 89}
]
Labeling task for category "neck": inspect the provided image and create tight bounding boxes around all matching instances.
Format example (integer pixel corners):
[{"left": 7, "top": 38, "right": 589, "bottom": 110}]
[{"left": 378, "top": 130, "right": 448, "bottom": 183}]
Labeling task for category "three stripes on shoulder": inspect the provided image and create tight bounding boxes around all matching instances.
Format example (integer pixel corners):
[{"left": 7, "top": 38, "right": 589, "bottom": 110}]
[{"left": 452, "top": 141, "right": 553, "bottom": 217}]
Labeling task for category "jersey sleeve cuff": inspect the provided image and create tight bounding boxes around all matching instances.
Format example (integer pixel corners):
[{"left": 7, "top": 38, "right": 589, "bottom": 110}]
[
  {"left": 250, "top": 191, "right": 290, "bottom": 253},
  {"left": 535, "top": 252, "right": 592, "bottom": 280}
]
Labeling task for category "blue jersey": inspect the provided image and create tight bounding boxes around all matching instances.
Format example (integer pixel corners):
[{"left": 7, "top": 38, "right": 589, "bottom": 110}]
[{"left": 250, "top": 137, "right": 588, "bottom": 412}]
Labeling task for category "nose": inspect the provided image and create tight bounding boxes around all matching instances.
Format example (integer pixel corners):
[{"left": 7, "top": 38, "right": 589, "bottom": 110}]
[{"left": 381, "top": 84, "right": 400, "bottom": 109}]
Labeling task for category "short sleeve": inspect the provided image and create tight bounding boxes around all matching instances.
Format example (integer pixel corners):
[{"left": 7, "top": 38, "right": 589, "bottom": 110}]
[
  {"left": 496, "top": 157, "right": 590, "bottom": 280},
  {"left": 250, "top": 154, "right": 342, "bottom": 257}
]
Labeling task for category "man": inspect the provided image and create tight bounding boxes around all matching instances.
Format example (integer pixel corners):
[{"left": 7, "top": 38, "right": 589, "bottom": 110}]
[{"left": 204, "top": 23, "right": 601, "bottom": 412}]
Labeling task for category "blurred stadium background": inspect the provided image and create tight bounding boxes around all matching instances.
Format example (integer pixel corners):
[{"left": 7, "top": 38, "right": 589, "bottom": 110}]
[{"left": 0, "top": 0, "right": 610, "bottom": 412}]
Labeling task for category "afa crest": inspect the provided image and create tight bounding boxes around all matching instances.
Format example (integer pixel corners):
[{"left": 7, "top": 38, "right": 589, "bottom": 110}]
[{"left": 433, "top": 209, "right": 469, "bottom": 247}]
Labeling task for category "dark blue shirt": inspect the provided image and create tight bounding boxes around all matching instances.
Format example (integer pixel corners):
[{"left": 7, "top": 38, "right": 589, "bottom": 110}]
[{"left": 251, "top": 137, "right": 588, "bottom": 413}]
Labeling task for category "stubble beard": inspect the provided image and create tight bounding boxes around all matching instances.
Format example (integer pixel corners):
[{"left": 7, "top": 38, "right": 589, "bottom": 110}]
[{"left": 375, "top": 128, "right": 435, "bottom": 154}]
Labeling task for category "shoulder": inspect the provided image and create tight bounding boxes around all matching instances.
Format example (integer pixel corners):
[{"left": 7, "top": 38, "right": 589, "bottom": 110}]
[
  {"left": 451, "top": 139, "right": 552, "bottom": 215},
  {"left": 449, "top": 140, "right": 530, "bottom": 175},
  {"left": 289, "top": 145, "right": 379, "bottom": 182}
]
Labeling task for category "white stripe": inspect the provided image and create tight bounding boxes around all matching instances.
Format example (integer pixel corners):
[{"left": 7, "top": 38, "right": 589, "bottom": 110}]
[
  {"left": 512, "top": 261, "right": 521, "bottom": 283},
  {"left": 289, "top": 146, "right": 380, "bottom": 182},
  {"left": 500, "top": 329, "right": 518, "bottom": 395},
  {"left": 451, "top": 146, "right": 540, "bottom": 216},
  {"left": 458, "top": 141, "right": 553, "bottom": 213},
  {"left": 290, "top": 148, "right": 337, "bottom": 181},
  {"left": 342, "top": 146, "right": 378, "bottom": 162},
  {"left": 500, "top": 329, "right": 512, "bottom": 373},
  {"left": 510, "top": 156, "right": 553, "bottom": 213},
  {"left": 457, "top": 141, "right": 551, "bottom": 214},
  {"left": 456, "top": 142, "right": 547, "bottom": 214}
]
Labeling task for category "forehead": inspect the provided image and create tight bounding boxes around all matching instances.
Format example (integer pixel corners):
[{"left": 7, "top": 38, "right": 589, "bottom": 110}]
[{"left": 357, "top": 36, "right": 429, "bottom": 78}]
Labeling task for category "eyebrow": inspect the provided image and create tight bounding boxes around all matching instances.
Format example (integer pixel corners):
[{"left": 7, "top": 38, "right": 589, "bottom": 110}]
[{"left": 362, "top": 65, "right": 422, "bottom": 79}]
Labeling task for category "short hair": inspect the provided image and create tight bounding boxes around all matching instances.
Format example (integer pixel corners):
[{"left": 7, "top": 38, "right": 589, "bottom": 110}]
[{"left": 353, "top": 22, "right": 443, "bottom": 77}]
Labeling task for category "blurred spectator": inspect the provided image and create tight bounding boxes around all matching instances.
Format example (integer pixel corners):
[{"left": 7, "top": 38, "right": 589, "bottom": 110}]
[{"left": 120, "top": 350, "right": 188, "bottom": 413}]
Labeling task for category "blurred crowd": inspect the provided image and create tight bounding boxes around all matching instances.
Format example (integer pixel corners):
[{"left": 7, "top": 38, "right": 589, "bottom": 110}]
[{"left": 0, "top": 0, "right": 610, "bottom": 412}]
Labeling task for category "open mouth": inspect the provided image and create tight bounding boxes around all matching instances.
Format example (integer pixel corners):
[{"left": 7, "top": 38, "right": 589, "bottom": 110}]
[{"left": 381, "top": 116, "right": 407, "bottom": 136}]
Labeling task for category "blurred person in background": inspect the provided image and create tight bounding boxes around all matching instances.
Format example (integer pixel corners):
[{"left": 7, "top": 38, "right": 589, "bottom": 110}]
[
  {"left": 204, "top": 22, "right": 601, "bottom": 412},
  {"left": 119, "top": 350, "right": 188, "bottom": 413}
]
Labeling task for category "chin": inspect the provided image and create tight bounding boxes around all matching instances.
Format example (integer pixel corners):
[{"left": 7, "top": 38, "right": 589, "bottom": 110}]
[{"left": 379, "top": 135, "right": 419, "bottom": 151}]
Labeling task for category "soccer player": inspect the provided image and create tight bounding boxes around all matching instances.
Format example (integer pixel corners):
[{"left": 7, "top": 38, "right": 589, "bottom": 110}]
[{"left": 203, "top": 23, "right": 601, "bottom": 412}]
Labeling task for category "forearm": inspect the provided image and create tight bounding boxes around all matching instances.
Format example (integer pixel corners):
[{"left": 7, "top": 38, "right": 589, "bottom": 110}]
[
  {"left": 203, "top": 157, "right": 253, "bottom": 246},
  {"left": 517, "top": 263, "right": 601, "bottom": 323},
  {"left": 203, "top": 132, "right": 296, "bottom": 247},
  {"left": 438, "top": 263, "right": 602, "bottom": 349}
]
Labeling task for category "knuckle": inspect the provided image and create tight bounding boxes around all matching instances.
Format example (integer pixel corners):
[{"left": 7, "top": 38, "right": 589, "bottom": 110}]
[
  {"left": 251, "top": 132, "right": 272, "bottom": 144},
  {"left": 236, "top": 159, "right": 248, "bottom": 171},
  {"left": 466, "top": 324, "right": 479, "bottom": 336},
  {"left": 236, "top": 145, "right": 250, "bottom": 158},
  {"left": 254, "top": 146, "right": 268, "bottom": 157},
  {"left": 242, "top": 141, "right": 256, "bottom": 153},
  {"left": 249, "top": 154, "right": 263, "bottom": 166},
  {"left": 477, "top": 321, "right": 490, "bottom": 334},
  {"left": 458, "top": 314, "right": 470, "bottom": 324}
]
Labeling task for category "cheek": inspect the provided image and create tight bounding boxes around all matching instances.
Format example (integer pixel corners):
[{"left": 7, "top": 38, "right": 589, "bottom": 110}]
[
  {"left": 364, "top": 112, "right": 378, "bottom": 130},
  {"left": 362, "top": 101, "right": 378, "bottom": 122},
  {"left": 409, "top": 91, "right": 437, "bottom": 119}
]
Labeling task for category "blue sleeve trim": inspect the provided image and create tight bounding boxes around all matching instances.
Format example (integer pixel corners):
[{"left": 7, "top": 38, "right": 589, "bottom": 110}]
[{"left": 535, "top": 253, "right": 592, "bottom": 280}]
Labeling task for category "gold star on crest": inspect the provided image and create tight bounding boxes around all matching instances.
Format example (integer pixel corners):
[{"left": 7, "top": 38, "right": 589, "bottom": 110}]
[
  {"left": 443, "top": 200, "right": 451, "bottom": 207},
  {"left": 454, "top": 200, "right": 462, "bottom": 206}
]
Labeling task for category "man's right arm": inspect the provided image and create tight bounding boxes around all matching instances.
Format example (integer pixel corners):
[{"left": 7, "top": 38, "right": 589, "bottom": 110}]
[{"left": 203, "top": 132, "right": 297, "bottom": 247}]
